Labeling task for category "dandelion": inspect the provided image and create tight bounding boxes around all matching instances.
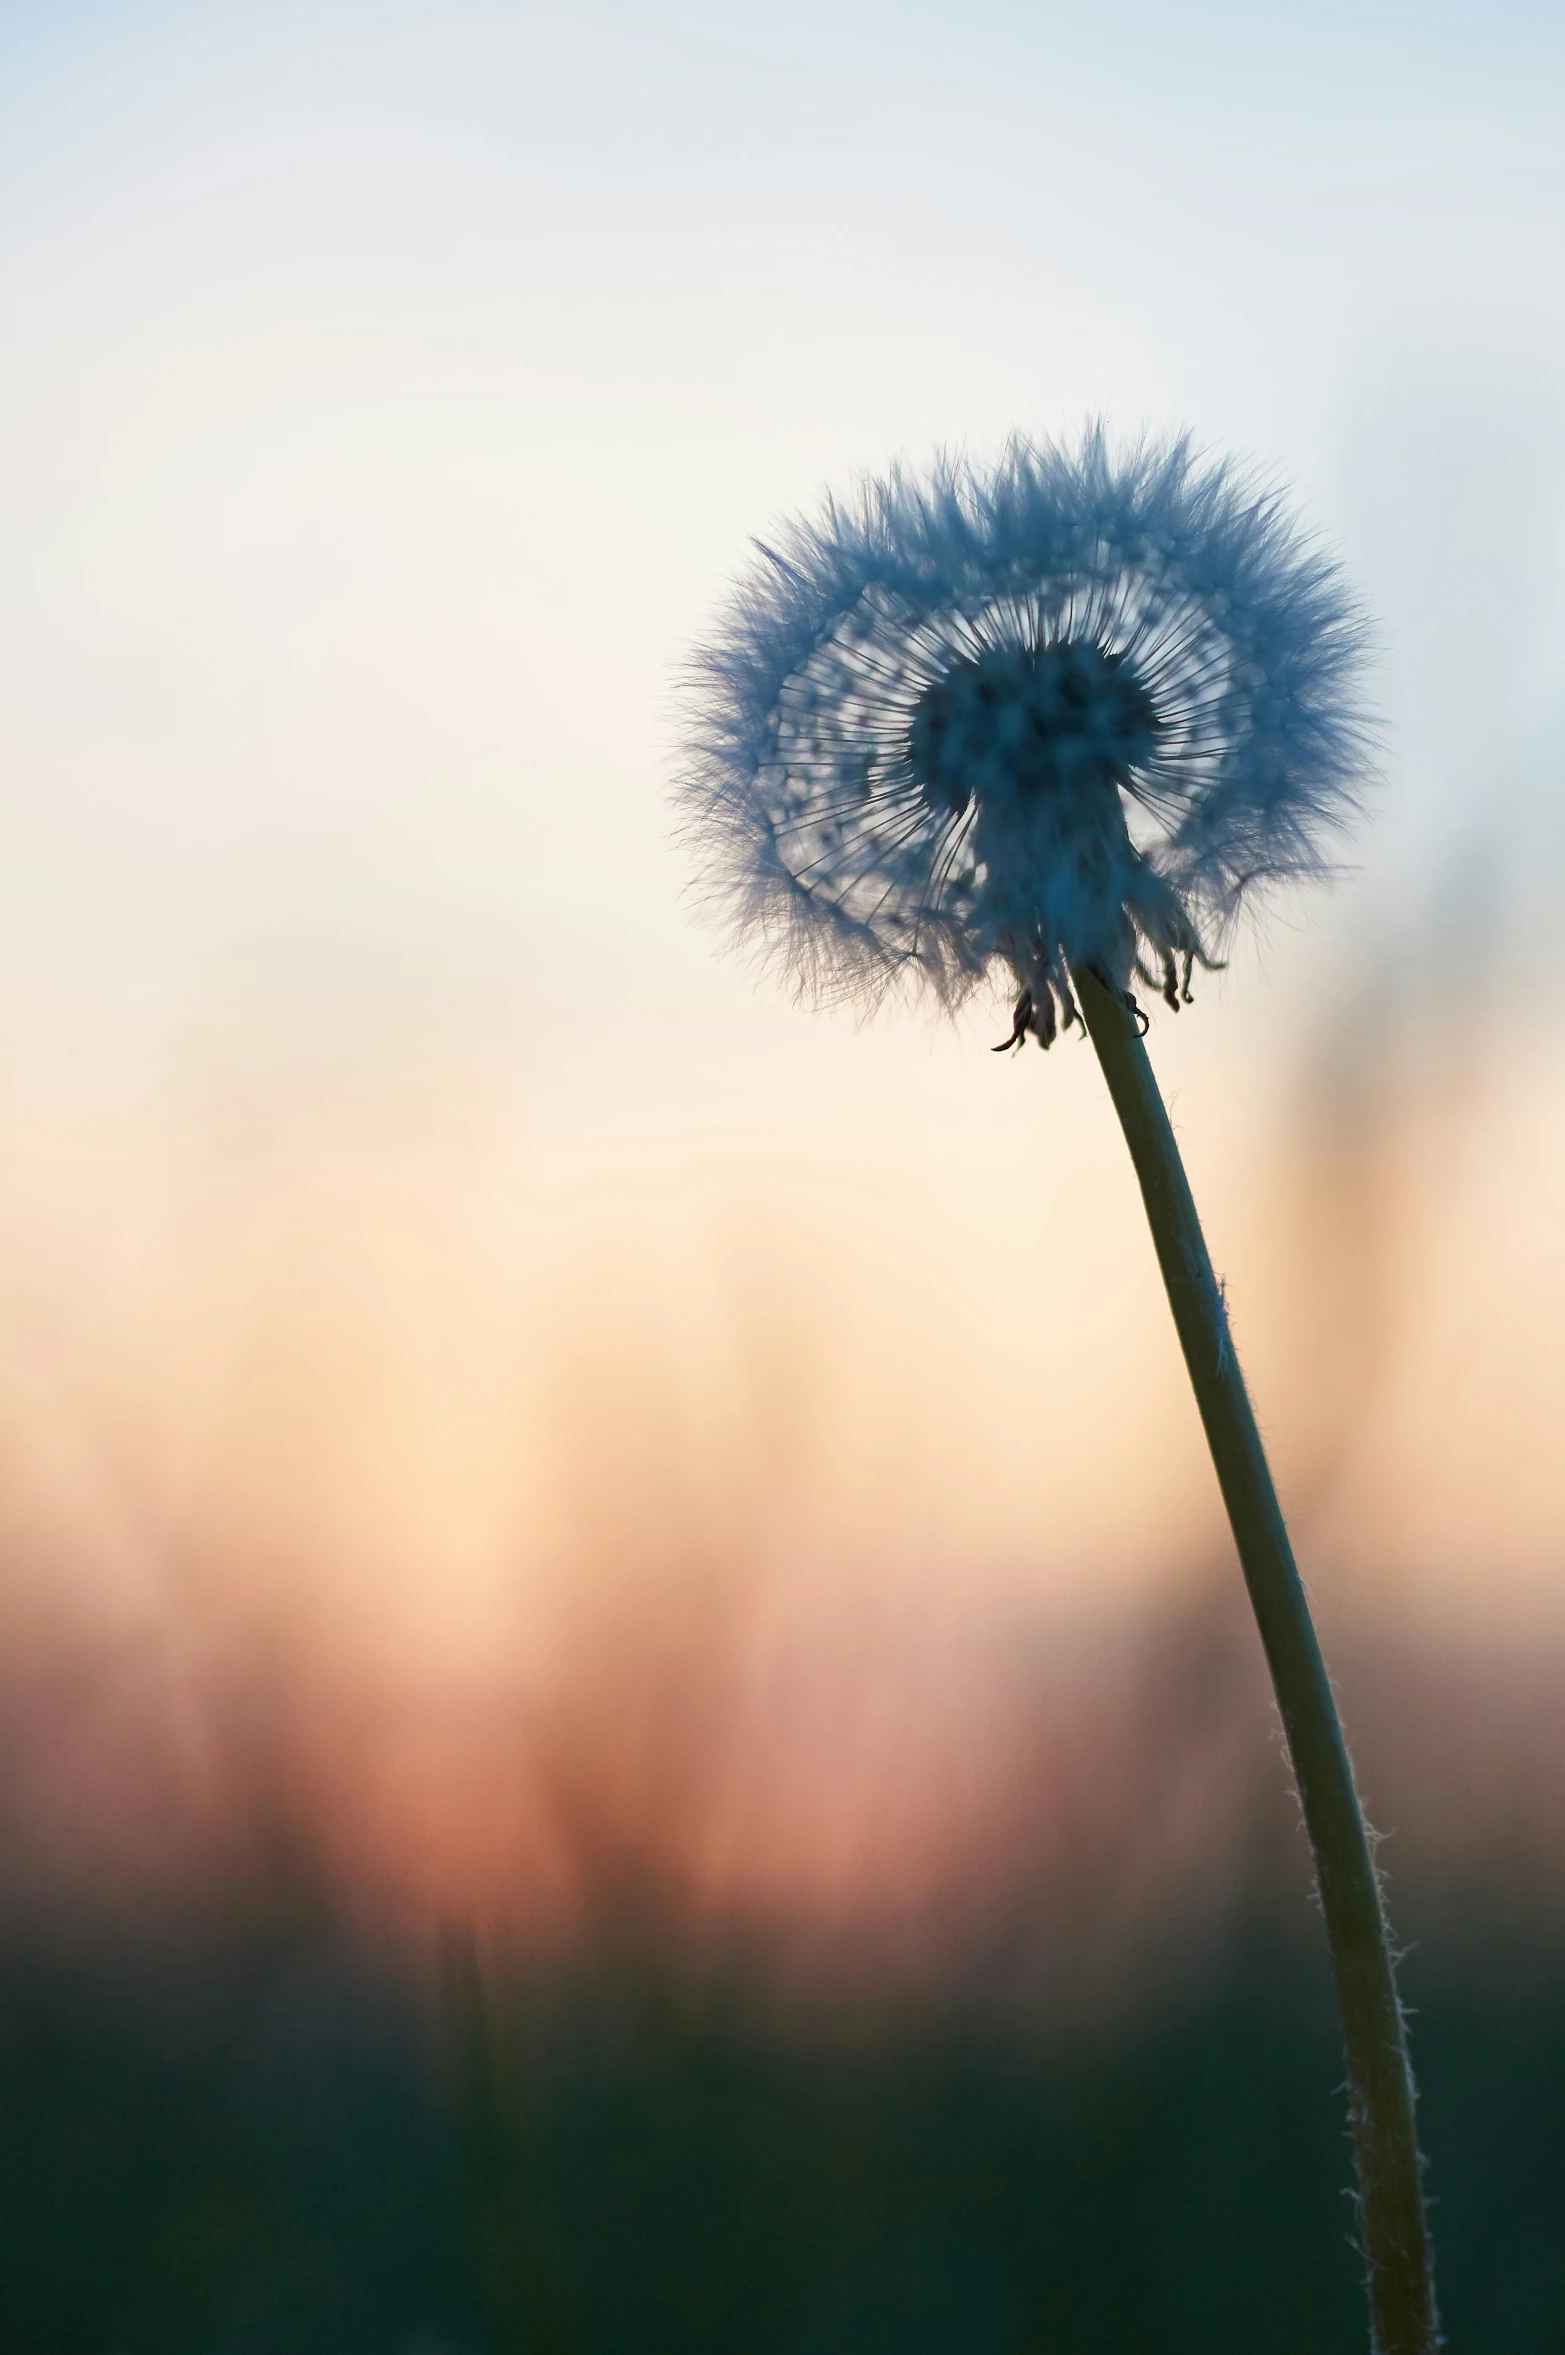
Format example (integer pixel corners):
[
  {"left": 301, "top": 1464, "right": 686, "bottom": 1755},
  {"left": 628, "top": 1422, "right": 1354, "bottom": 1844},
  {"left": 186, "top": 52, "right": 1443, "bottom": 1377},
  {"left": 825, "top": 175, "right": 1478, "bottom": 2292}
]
[
  {"left": 681, "top": 428, "right": 1367, "bottom": 1047},
  {"left": 676, "top": 428, "right": 1439, "bottom": 2355}
]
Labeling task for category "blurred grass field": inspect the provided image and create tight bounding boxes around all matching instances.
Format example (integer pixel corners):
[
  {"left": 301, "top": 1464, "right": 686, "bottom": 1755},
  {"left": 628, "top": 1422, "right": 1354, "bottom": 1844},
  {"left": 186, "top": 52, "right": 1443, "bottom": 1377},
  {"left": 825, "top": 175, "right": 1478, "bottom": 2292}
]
[{"left": 2, "top": 1585, "right": 1563, "bottom": 2355}]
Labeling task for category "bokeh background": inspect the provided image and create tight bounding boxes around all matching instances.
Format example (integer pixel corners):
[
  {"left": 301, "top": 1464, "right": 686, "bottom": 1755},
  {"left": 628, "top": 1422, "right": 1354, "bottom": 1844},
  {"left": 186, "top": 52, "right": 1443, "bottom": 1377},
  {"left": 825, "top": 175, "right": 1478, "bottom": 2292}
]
[{"left": 1, "top": 4, "right": 1564, "bottom": 2349}]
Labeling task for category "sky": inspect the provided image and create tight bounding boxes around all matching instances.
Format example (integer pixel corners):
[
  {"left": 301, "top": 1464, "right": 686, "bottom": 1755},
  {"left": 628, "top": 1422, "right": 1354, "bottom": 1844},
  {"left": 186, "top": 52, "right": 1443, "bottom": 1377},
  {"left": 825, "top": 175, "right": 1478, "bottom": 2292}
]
[
  {"left": 0, "top": 0, "right": 1562, "bottom": 1927},
  {"left": 2, "top": 0, "right": 1561, "bottom": 1008}
]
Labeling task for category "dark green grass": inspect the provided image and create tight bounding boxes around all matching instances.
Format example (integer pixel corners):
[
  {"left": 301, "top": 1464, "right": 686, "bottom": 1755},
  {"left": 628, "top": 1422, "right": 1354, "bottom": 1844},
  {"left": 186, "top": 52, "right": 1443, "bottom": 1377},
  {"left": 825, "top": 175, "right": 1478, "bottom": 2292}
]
[{"left": 2, "top": 1907, "right": 1563, "bottom": 2354}]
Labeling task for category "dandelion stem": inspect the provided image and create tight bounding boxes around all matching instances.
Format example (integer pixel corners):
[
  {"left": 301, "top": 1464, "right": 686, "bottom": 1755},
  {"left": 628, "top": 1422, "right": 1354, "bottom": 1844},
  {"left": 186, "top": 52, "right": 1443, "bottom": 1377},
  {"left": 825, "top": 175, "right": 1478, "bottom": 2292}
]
[{"left": 1074, "top": 962, "right": 1438, "bottom": 2355}]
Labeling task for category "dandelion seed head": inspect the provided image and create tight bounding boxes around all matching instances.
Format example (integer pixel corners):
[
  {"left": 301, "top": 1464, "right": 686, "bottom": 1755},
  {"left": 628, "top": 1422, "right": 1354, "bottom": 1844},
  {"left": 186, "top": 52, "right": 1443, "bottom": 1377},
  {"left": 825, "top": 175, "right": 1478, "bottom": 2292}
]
[{"left": 677, "top": 427, "right": 1372, "bottom": 1042}]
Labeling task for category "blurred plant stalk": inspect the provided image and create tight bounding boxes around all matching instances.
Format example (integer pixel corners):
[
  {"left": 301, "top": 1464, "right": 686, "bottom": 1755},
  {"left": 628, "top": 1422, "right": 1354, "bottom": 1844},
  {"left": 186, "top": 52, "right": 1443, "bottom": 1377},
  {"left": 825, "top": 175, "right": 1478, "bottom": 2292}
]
[
  {"left": 441, "top": 1927, "right": 583, "bottom": 2355},
  {"left": 1075, "top": 964, "right": 1438, "bottom": 2355}
]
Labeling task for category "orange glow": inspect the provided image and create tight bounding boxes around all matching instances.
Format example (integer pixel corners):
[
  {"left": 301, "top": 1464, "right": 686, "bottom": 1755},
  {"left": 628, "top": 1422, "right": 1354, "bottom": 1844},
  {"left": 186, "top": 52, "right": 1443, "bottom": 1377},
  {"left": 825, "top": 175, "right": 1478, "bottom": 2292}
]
[{"left": 0, "top": 981, "right": 1559, "bottom": 1965}]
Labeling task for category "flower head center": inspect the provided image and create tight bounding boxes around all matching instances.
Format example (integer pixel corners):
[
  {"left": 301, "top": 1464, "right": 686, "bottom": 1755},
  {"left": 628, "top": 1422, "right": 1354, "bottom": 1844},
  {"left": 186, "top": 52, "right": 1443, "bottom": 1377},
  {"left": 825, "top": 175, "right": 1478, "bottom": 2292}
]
[{"left": 907, "top": 639, "right": 1161, "bottom": 815}]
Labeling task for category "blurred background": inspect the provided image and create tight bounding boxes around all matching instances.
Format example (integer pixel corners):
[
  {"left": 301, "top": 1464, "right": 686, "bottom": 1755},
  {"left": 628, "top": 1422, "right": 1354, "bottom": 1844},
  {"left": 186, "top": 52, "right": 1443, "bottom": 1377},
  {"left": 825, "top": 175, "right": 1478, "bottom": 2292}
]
[{"left": 1, "top": 3, "right": 1564, "bottom": 2349}]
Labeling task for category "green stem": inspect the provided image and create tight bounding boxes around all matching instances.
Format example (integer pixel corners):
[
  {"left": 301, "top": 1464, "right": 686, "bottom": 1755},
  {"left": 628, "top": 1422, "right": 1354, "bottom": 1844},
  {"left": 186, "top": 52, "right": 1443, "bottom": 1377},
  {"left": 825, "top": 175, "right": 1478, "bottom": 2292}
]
[{"left": 1073, "top": 964, "right": 1438, "bottom": 2355}]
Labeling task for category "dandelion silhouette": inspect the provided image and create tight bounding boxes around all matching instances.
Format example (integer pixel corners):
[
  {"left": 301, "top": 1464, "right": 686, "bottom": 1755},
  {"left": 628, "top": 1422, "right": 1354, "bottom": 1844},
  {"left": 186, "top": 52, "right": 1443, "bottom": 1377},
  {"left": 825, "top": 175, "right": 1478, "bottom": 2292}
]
[{"left": 678, "top": 429, "right": 1439, "bottom": 2355}]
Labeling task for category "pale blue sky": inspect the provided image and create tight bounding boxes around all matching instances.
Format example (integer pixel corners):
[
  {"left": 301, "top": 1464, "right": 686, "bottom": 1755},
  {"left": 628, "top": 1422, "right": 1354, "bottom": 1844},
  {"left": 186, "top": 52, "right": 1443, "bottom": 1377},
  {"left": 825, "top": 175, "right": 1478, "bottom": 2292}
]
[{"left": 0, "top": 0, "right": 1561, "bottom": 1037}]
